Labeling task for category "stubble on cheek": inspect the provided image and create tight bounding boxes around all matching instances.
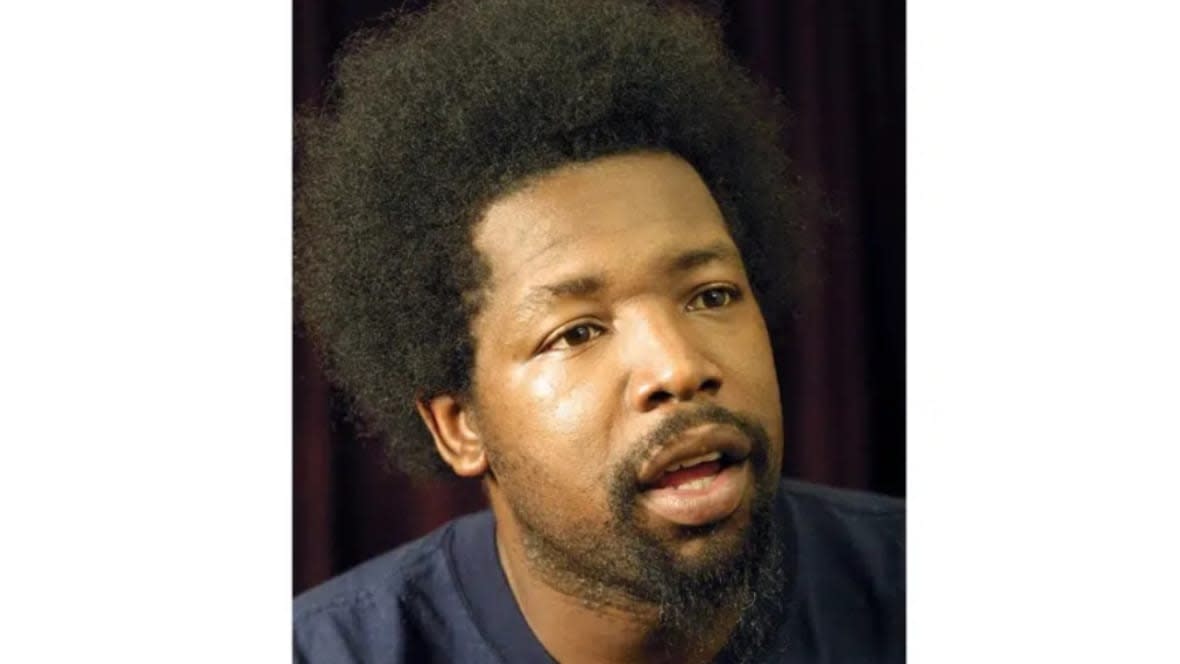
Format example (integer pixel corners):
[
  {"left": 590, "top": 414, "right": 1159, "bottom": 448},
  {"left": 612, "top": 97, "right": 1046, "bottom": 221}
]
[{"left": 484, "top": 439, "right": 632, "bottom": 608}]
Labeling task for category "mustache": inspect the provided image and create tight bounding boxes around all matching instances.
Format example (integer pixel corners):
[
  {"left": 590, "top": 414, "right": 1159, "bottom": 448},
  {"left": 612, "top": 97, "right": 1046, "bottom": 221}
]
[{"left": 622, "top": 404, "right": 772, "bottom": 478}]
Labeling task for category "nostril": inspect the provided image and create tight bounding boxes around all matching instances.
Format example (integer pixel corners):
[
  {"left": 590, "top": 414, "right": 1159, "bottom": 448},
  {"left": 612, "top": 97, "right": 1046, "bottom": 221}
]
[
  {"left": 646, "top": 390, "right": 676, "bottom": 408},
  {"left": 699, "top": 377, "right": 721, "bottom": 394}
]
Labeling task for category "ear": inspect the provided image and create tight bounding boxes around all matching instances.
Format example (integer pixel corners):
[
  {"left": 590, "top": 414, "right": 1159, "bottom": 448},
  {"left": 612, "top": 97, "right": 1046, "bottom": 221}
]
[{"left": 415, "top": 394, "right": 488, "bottom": 477}]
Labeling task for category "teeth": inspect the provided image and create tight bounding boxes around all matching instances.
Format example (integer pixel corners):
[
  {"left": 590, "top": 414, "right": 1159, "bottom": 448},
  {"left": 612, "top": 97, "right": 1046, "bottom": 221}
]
[
  {"left": 674, "top": 475, "right": 716, "bottom": 491},
  {"left": 663, "top": 451, "right": 721, "bottom": 474}
]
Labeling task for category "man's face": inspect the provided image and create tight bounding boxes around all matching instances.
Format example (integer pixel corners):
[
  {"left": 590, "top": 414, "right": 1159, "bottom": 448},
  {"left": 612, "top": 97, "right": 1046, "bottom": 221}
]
[{"left": 468, "top": 151, "right": 784, "bottom": 607}]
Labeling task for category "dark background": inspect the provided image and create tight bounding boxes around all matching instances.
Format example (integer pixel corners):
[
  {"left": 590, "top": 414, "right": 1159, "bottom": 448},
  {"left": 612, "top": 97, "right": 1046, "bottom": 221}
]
[{"left": 294, "top": 0, "right": 905, "bottom": 595}]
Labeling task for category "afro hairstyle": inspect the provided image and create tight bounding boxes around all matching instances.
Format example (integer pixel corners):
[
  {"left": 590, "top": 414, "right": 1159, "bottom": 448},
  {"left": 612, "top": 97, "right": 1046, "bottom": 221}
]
[{"left": 295, "top": 0, "right": 807, "bottom": 477}]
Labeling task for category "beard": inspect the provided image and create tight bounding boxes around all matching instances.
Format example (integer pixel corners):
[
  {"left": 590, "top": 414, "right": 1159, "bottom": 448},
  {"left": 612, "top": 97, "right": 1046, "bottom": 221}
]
[{"left": 487, "top": 404, "right": 787, "bottom": 661}]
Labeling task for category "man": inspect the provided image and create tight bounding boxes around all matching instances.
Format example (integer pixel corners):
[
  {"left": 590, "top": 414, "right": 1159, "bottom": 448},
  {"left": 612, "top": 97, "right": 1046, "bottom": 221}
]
[{"left": 294, "top": 0, "right": 904, "bottom": 662}]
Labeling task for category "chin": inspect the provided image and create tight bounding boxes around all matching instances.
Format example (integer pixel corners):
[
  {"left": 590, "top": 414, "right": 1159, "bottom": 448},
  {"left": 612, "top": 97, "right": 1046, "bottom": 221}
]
[{"left": 662, "top": 509, "right": 755, "bottom": 572}]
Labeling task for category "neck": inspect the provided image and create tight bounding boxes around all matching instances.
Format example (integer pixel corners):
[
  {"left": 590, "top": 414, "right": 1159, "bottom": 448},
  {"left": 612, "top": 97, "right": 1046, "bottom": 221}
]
[{"left": 493, "top": 512, "right": 743, "bottom": 664}]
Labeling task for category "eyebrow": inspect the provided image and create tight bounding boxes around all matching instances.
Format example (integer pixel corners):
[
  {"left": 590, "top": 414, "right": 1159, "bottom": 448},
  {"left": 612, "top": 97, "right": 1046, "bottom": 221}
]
[
  {"left": 517, "top": 241, "right": 742, "bottom": 319},
  {"left": 665, "top": 241, "right": 741, "bottom": 273},
  {"left": 518, "top": 275, "right": 605, "bottom": 320}
]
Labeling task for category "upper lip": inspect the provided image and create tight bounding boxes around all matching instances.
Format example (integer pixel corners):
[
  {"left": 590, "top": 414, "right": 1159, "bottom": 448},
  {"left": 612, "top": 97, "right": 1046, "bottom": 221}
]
[{"left": 636, "top": 423, "right": 752, "bottom": 488}]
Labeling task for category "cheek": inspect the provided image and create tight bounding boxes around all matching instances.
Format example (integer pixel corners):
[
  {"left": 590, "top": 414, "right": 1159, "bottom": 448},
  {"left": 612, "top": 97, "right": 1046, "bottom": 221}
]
[
  {"left": 739, "top": 335, "right": 778, "bottom": 399},
  {"left": 496, "top": 359, "right": 617, "bottom": 482},
  {"left": 725, "top": 314, "right": 784, "bottom": 435}
]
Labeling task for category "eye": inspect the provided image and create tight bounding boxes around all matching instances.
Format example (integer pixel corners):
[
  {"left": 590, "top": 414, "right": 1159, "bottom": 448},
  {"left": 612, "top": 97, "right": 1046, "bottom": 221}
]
[
  {"left": 686, "top": 285, "right": 743, "bottom": 312},
  {"left": 544, "top": 322, "right": 605, "bottom": 352}
]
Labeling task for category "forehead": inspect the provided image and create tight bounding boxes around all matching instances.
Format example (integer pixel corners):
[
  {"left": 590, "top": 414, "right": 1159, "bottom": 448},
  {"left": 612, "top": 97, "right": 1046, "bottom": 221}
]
[{"left": 472, "top": 152, "right": 739, "bottom": 295}]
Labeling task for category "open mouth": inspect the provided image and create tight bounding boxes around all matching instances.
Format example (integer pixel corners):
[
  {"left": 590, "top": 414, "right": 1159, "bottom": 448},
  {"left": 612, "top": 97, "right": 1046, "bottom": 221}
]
[
  {"left": 648, "top": 450, "right": 740, "bottom": 491},
  {"left": 632, "top": 422, "right": 755, "bottom": 527},
  {"left": 639, "top": 453, "right": 749, "bottom": 527}
]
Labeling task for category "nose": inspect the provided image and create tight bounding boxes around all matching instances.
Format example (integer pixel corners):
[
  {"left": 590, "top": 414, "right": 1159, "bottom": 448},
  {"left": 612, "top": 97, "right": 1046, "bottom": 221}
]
[{"left": 625, "top": 309, "right": 723, "bottom": 412}]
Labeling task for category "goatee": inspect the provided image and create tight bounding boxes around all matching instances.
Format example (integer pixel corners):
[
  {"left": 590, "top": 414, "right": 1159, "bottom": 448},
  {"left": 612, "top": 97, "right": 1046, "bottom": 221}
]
[{"left": 503, "top": 404, "right": 787, "bottom": 661}]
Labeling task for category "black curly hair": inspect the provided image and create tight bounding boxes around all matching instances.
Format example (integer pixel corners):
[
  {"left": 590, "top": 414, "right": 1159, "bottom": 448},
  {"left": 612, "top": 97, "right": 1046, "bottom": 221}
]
[{"left": 295, "top": 0, "right": 807, "bottom": 477}]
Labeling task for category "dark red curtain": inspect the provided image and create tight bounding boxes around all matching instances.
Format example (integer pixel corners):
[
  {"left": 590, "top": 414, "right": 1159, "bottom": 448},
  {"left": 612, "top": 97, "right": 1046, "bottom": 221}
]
[{"left": 293, "top": 0, "right": 905, "bottom": 595}]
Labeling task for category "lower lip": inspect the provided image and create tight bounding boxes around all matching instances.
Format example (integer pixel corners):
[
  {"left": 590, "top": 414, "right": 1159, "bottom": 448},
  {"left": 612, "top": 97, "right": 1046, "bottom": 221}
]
[{"left": 639, "top": 462, "right": 749, "bottom": 527}]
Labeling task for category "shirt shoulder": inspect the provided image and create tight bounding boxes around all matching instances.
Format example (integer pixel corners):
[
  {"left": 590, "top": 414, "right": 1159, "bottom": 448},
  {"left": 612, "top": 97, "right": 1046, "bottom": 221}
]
[
  {"left": 293, "top": 525, "right": 445, "bottom": 622},
  {"left": 777, "top": 479, "right": 905, "bottom": 662},
  {"left": 781, "top": 479, "right": 904, "bottom": 560},
  {"left": 781, "top": 478, "right": 904, "bottom": 519},
  {"left": 780, "top": 479, "right": 904, "bottom": 583},
  {"left": 293, "top": 511, "right": 498, "bottom": 664}
]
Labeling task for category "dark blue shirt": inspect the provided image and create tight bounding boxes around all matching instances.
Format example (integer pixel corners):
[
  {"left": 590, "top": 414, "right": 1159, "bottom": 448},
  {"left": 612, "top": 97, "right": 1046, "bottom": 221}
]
[{"left": 294, "top": 480, "right": 904, "bottom": 663}]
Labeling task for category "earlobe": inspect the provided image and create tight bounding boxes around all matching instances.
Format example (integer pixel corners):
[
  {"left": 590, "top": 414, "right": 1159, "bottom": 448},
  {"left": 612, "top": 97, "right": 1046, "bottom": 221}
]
[{"left": 415, "top": 395, "right": 489, "bottom": 477}]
